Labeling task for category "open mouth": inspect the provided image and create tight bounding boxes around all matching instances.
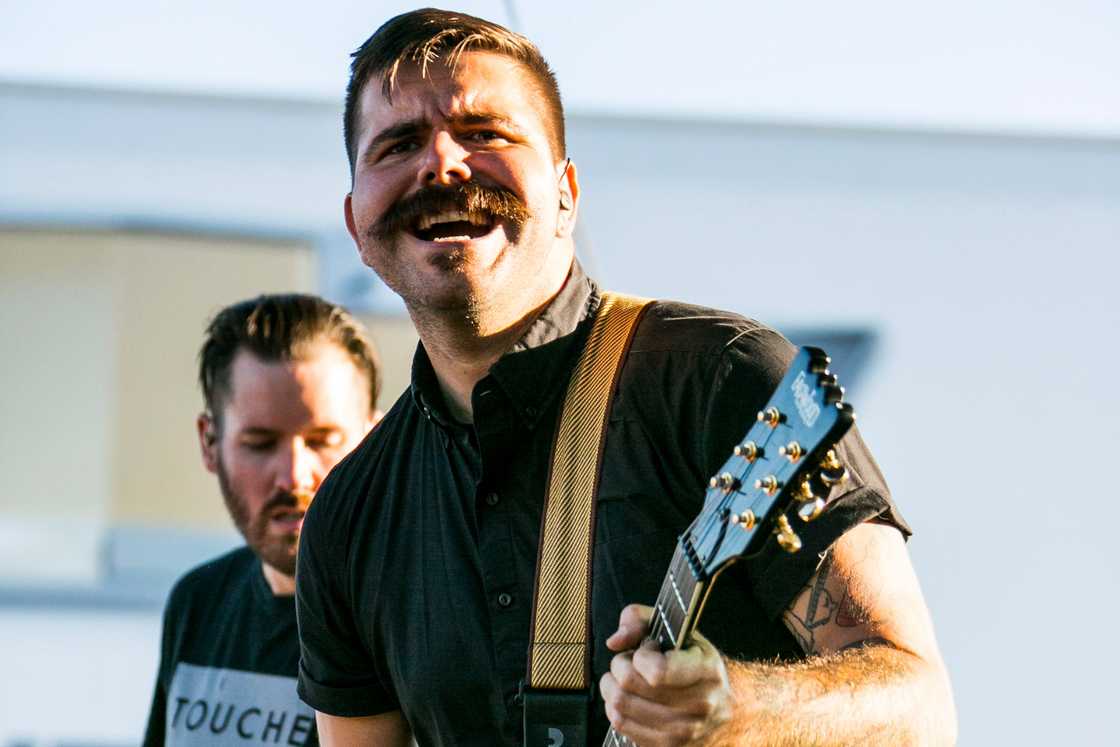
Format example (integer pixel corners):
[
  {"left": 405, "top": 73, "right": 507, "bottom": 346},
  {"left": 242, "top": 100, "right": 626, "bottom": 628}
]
[
  {"left": 409, "top": 209, "right": 497, "bottom": 242},
  {"left": 269, "top": 508, "right": 306, "bottom": 531}
]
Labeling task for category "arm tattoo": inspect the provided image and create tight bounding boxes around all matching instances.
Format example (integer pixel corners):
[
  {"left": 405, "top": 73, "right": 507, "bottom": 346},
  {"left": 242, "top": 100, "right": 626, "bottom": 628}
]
[{"left": 784, "top": 553, "right": 839, "bottom": 653}]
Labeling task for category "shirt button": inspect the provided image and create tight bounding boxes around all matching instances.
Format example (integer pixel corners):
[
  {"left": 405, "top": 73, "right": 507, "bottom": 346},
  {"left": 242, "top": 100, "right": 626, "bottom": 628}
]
[
  {"left": 497, "top": 592, "right": 513, "bottom": 608},
  {"left": 485, "top": 492, "right": 500, "bottom": 507}
]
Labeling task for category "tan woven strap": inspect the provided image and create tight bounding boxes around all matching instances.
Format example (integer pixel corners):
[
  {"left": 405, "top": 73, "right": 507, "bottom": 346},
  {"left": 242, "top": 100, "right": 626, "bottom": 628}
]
[{"left": 527, "top": 291, "right": 652, "bottom": 691}]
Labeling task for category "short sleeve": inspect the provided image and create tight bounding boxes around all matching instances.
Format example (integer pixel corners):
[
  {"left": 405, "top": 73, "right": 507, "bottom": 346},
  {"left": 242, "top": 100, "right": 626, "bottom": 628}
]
[
  {"left": 295, "top": 468, "right": 398, "bottom": 717},
  {"left": 700, "top": 325, "right": 911, "bottom": 621}
]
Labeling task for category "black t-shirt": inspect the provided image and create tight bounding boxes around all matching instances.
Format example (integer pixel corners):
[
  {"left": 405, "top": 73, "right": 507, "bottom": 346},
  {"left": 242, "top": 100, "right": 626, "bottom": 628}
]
[
  {"left": 144, "top": 546, "right": 318, "bottom": 746},
  {"left": 296, "top": 265, "right": 907, "bottom": 746}
]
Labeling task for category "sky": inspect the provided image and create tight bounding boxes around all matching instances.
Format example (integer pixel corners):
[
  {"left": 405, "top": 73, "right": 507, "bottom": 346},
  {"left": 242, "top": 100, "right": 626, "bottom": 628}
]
[{"left": 2, "top": 0, "right": 1119, "bottom": 138}]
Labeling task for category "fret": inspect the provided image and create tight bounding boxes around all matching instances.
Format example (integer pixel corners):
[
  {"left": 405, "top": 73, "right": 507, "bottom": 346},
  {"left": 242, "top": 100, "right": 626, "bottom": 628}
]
[
  {"left": 667, "top": 570, "right": 688, "bottom": 614},
  {"left": 654, "top": 602, "right": 677, "bottom": 648}
]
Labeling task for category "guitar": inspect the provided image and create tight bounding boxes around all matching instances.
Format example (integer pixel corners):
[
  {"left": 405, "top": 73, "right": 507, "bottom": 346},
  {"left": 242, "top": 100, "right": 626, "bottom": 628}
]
[{"left": 602, "top": 345, "right": 855, "bottom": 746}]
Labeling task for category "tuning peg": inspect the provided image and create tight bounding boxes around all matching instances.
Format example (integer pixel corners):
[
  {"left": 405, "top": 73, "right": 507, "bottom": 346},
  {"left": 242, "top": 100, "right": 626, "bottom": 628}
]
[
  {"left": 708, "top": 472, "right": 740, "bottom": 492},
  {"left": 777, "top": 441, "right": 803, "bottom": 462},
  {"left": 808, "top": 352, "right": 831, "bottom": 373},
  {"left": 819, "top": 449, "right": 849, "bottom": 486},
  {"left": 817, "top": 372, "right": 838, "bottom": 388},
  {"left": 775, "top": 515, "right": 802, "bottom": 553},
  {"left": 733, "top": 441, "right": 760, "bottom": 461},
  {"left": 754, "top": 475, "right": 780, "bottom": 495},
  {"left": 798, "top": 497, "right": 826, "bottom": 522},
  {"left": 728, "top": 509, "right": 757, "bottom": 530},
  {"left": 757, "top": 407, "right": 782, "bottom": 427},
  {"left": 823, "top": 385, "right": 845, "bottom": 405}
]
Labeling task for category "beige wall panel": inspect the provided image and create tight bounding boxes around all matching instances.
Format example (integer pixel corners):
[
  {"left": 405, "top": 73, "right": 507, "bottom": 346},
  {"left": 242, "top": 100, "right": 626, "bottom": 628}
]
[
  {"left": 1, "top": 232, "right": 117, "bottom": 581},
  {"left": 0, "top": 232, "right": 117, "bottom": 522}
]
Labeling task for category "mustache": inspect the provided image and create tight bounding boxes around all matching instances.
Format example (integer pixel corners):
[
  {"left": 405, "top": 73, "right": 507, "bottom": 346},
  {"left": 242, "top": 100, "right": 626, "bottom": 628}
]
[
  {"left": 369, "top": 182, "right": 530, "bottom": 243},
  {"left": 263, "top": 490, "right": 312, "bottom": 514}
]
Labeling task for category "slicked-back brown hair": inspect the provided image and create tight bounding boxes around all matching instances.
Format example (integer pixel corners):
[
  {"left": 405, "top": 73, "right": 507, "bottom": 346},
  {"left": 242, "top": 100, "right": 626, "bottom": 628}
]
[
  {"left": 344, "top": 8, "right": 565, "bottom": 176},
  {"left": 199, "top": 293, "right": 381, "bottom": 428}
]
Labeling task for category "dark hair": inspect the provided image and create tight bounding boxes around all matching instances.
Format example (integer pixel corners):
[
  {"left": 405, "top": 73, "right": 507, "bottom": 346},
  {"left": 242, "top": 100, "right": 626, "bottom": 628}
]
[
  {"left": 198, "top": 293, "right": 381, "bottom": 424},
  {"left": 344, "top": 8, "right": 565, "bottom": 175}
]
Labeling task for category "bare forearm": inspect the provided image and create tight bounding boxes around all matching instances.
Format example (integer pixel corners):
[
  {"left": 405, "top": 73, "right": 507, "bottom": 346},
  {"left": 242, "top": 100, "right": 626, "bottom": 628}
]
[{"left": 712, "top": 645, "right": 956, "bottom": 746}]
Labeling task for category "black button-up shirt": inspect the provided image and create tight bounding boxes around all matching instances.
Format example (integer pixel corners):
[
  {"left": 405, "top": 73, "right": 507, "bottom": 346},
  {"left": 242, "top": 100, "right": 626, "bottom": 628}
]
[{"left": 296, "top": 264, "right": 906, "bottom": 746}]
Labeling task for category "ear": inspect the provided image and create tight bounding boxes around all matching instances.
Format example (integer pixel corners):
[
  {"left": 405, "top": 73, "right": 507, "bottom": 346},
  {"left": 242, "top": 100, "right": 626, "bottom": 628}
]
[
  {"left": 344, "top": 193, "right": 360, "bottom": 246},
  {"left": 197, "top": 412, "right": 219, "bottom": 474},
  {"left": 555, "top": 158, "right": 580, "bottom": 239}
]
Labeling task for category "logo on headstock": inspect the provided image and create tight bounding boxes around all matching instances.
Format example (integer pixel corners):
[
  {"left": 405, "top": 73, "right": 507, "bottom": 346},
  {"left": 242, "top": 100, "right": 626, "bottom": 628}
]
[{"left": 791, "top": 371, "right": 821, "bottom": 427}]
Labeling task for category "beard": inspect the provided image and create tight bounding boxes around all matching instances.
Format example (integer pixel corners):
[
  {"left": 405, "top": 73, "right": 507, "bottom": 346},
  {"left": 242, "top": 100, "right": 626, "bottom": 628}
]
[
  {"left": 215, "top": 454, "right": 305, "bottom": 577},
  {"left": 359, "top": 182, "right": 537, "bottom": 321}
]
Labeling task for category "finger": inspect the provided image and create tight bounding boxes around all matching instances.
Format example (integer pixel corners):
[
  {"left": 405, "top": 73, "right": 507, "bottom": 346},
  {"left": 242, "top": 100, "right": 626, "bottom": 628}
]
[
  {"left": 633, "top": 635, "right": 725, "bottom": 690},
  {"left": 600, "top": 670, "right": 707, "bottom": 747},
  {"left": 606, "top": 603, "right": 653, "bottom": 652},
  {"left": 609, "top": 647, "right": 655, "bottom": 700}
]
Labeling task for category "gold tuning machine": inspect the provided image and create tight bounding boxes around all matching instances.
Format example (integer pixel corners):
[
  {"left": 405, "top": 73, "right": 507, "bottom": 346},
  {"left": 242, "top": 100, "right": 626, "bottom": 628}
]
[
  {"left": 775, "top": 515, "right": 802, "bottom": 553},
  {"left": 733, "top": 441, "right": 760, "bottom": 461},
  {"left": 798, "top": 497, "right": 826, "bottom": 522},
  {"left": 757, "top": 407, "right": 782, "bottom": 428},
  {"left": 754, "top": 475, "right": 780, "bottom": 495},
  {"left": 796, "top": 478, "right": 825, "bottom": 522},
  {"left": 777, "top": 441, "right": 803, "bottom": 462},
  {"left": 819, "top": 449, "right": 849, "bottom": 487}
]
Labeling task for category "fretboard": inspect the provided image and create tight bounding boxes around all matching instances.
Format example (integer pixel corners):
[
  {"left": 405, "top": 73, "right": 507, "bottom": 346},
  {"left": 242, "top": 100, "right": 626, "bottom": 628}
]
[{"left": 601, "top": 541, "right": 707, "bottom": 746}]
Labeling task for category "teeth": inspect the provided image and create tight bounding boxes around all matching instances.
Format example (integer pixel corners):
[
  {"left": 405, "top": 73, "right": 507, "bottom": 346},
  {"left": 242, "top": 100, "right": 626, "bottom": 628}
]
[{"left": 416, "top": 210, "right": 489, "bottom": 231}]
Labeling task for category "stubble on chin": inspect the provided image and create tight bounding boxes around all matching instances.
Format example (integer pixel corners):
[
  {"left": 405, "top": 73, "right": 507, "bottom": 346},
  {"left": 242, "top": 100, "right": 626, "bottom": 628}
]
[
  {"left": 214, "top": 455, "right": 299, "bottom": 577},
  {"left": 358, "top": 228, "right": 488, "bottom": 327}
]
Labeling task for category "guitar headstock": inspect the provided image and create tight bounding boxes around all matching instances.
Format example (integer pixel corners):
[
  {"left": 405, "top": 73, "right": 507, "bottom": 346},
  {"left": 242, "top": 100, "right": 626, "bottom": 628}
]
[{"left": 683, "top": 346, "right": 855, "bottom": 580}]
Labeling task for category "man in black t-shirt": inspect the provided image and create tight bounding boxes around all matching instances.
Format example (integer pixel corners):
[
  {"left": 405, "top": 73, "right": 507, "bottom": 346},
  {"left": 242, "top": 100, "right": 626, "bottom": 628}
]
[
  {"left": 297, "top": 9, "right": 957, "bottom": 746},
  {"left": 142, "top": 294, "right": 381, "bottom": 746}
]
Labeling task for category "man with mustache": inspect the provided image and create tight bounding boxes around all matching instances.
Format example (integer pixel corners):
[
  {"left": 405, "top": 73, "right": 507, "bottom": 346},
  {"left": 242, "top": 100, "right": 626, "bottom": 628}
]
[
  {"left": 296, "top": 9, "right": 956, "bottom": 746},
  {"left": 143, "top": 294, "right": 381, "bottom": 746}
]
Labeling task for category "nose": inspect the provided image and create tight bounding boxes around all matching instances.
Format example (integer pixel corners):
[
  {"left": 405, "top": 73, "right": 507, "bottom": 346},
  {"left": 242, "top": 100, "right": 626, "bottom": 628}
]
[
  {"left": 419, "top": 129, "right": 471, "bottom": 186},
  {"left": 275, "top": 439, "right": 318, "bottom": 496}
]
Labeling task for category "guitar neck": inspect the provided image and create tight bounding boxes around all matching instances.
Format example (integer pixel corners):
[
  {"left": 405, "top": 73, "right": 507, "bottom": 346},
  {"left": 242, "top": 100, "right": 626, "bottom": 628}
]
[
  {"left": 647, "top": 543, "right": 707, "bottom": 653},
  {"left": 601, "top": 543, "right": 707, "bottom": 746}
]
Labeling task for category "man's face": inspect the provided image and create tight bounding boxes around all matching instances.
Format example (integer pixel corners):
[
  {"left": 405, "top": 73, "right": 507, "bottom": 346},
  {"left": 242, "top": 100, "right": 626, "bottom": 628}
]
[
  {"left": 199, "top": 344, "right": 376, "bottom": 578},
  {"left": 345, "top": 51, "right": 578, "bottom": 319}
]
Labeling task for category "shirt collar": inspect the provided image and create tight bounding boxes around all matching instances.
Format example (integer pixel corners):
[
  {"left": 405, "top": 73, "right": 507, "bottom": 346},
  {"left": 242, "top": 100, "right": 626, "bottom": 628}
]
[{"left": 410, "top": 260, "right": 600, "bottom": 430}]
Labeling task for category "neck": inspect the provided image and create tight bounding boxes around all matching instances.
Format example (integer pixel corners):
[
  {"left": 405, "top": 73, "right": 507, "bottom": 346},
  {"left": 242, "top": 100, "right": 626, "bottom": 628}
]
[
  {"left": 410, "top": 252, "right": 574, "bottom": 423},
  {"left": 261, "top": 561, "right": 296, "bottom": 596}
]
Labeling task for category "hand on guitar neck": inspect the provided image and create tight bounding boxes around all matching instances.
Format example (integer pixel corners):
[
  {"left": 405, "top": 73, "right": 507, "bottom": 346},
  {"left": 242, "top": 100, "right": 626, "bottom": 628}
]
[{"left": 600, "top": 603, "right": 734, "bottom": 746}]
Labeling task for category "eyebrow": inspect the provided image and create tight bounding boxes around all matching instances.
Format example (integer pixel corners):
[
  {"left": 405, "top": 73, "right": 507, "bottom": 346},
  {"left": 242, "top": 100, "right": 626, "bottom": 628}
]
[
  {"left": 455, "top": 110, "right": 523, "bottom": 133},
  {"left": 366, "top": 119, "right": 428, "bottom": 156},
  {"left": 238, "top": 425, "right": 342, "bottom": 437},
  {"left": 364, "top": 110, "right": 526, "bottom": 157}
]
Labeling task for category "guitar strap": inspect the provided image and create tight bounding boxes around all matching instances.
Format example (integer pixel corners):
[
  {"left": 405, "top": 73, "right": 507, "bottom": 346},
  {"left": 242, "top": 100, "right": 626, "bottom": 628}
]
[{"left": 522, "top": 290, "right": 652, "bottom": 747}]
